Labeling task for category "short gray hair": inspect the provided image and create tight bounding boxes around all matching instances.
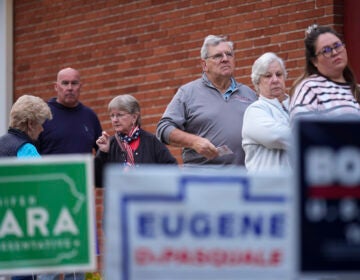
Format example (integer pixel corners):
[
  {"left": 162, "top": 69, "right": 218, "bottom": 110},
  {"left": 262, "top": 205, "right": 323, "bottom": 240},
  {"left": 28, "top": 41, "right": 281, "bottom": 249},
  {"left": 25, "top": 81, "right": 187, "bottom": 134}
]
[
  {"left": 200, "top": 35, "right": 234, "bottom": 59},
  {"left": 251, "top": 52, "right": 287, "bottom": 92},
  {"left": 10, "top": 95, "right": 52, "bottom": 131},
  {"left": 108, "top": 94, "right": 141, "bottom": 126}
]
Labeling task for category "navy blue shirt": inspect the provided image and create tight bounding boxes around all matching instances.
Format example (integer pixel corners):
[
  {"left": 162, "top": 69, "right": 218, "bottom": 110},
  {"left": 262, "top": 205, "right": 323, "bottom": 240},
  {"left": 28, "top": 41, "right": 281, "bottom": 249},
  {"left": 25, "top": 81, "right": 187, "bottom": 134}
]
[{"left": 39, "top": 98, "right": 102, "bottom": 154}]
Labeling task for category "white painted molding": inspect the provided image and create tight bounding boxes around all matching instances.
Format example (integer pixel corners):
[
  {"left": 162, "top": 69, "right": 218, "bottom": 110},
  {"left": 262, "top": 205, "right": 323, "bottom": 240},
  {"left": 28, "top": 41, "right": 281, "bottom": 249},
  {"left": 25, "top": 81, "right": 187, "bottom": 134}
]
[{"left": 0, "top": 0, "right": 13, "bottom": 135}]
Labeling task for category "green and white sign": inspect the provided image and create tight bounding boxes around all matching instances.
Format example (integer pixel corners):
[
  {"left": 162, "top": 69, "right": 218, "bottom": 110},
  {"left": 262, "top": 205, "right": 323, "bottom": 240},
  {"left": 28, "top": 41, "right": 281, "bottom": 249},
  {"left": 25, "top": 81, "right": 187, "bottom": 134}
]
[{"left": 0, "top": 155, "right": 96, "bottom": 275}]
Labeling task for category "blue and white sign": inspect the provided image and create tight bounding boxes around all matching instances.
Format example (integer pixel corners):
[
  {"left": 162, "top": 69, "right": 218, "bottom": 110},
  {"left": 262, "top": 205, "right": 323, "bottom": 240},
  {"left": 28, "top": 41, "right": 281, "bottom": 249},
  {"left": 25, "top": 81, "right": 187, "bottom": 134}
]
[{"left": 104, "top": 166, "right": 295, "bottom": 280}]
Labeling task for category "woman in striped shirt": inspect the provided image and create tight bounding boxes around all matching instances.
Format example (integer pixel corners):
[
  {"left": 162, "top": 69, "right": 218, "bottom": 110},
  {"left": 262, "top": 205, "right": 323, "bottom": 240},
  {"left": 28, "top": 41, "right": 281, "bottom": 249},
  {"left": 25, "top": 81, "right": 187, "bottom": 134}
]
[{"left": 289, "top": 24, "right": 360, "bottom": 120}]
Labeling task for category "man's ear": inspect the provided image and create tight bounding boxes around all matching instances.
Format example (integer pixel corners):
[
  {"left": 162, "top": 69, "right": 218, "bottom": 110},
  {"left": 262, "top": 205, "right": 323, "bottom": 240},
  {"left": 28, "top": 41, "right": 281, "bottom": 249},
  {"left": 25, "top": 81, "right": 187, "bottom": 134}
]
[{"left": 201, "top": 60, "right": 207, "bottom": 72}]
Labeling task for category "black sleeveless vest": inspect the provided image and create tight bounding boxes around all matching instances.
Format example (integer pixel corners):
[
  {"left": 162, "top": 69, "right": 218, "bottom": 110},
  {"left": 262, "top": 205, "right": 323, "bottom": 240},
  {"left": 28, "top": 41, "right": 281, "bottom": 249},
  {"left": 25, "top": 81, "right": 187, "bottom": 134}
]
[{"left": 0, "top": 128, "right": 34, "bottom": 157}]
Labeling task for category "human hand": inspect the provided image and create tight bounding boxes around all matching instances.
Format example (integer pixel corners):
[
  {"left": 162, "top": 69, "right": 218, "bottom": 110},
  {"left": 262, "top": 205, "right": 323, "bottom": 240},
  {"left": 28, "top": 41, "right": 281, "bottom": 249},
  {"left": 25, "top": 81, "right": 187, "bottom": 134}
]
[
  {"left": 192, "top": 136, "right": 219, "bottom": 159},
  {"left": 96, "top": 131, "right": 110, "bottom": 153}
]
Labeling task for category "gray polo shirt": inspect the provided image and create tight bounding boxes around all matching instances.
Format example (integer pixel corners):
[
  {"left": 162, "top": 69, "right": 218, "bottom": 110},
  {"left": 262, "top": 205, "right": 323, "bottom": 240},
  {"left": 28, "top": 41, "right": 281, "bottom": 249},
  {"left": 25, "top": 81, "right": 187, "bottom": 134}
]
[{"left": 157, "top": 73, "right": 257, "bottom": 165}]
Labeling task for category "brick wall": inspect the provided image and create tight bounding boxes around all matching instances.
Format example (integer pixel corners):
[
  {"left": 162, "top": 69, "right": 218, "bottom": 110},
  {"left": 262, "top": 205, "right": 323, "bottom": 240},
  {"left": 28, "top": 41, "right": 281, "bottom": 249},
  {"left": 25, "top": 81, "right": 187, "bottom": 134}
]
[
  {"left": 13, "top": 0, "right": 344, "bottom": 275},
  {"left": 95, "top": 188, "right": 104, "bottom": 272},
  {"left": 13, "top": 0, "right": 344, "bottom": 144}
]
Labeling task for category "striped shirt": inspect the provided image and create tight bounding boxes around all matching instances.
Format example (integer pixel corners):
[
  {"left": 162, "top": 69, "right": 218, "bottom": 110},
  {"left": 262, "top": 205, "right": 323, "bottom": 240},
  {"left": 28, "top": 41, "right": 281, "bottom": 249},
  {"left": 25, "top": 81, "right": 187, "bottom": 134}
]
[{"left": 289, "top": 74, "right": 360, "bottom": 121}]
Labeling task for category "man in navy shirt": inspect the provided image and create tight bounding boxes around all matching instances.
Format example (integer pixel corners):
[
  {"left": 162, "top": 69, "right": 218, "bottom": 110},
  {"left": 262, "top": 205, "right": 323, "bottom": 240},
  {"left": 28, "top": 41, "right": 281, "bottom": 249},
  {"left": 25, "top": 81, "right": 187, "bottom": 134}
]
[
  {"left": 38, "top": 67, "right": 102, "bottom": 280},
  {"left": 39, "top": 67, "right": 102, "bottom": 155}
]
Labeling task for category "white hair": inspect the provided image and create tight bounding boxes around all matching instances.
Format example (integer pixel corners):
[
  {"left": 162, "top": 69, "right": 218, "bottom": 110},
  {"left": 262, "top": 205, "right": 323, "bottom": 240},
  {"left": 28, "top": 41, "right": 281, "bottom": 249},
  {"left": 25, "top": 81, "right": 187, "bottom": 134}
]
[
  {"left": 200, "top": 35, "right": 234, "bottom": 59},
  {"left": 251, "top": 52, "right": 287, "bottom": 92}
]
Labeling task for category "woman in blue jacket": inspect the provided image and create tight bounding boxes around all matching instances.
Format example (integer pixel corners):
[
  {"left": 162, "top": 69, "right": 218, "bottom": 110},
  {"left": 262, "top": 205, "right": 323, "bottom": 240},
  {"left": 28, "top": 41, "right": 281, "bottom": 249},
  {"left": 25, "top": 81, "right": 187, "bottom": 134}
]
[
  {"left": 0, "top": 94, "right": 52, "bottom": 158},
  {"left": 0, "top": 94, "right": 52, "bottom": 280}
]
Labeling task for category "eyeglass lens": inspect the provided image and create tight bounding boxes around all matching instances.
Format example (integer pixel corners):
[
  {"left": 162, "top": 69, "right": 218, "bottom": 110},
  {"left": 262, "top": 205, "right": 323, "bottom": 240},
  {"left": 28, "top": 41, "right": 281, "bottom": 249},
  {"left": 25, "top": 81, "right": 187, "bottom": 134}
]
[
  {"left": 319, "top": 42, "right": 344, "bottom": 57},
  {"left": 208, "top": 52, "right": 234, "bottom": 60}
]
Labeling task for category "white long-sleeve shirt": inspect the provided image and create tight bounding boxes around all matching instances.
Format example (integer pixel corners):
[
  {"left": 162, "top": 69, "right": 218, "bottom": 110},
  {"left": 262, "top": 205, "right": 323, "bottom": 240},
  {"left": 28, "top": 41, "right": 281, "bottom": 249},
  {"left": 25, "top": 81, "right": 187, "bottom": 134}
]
[{"left": 242, "top": 95, "right": 291, "bottom": 172}]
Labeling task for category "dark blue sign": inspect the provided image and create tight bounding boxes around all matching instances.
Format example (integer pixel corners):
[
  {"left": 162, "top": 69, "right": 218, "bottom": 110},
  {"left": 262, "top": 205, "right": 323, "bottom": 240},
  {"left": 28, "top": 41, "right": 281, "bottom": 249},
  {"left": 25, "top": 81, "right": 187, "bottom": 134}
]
[{"left": 295, "top": 118, "right": 360, "bottom": 273}]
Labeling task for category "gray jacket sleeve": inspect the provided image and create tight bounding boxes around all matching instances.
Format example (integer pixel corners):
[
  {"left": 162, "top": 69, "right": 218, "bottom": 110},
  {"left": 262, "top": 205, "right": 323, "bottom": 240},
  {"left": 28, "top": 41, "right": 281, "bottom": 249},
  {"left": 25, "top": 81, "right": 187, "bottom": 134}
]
[{"left": 156, "top": 87, "right": 186, "bottom": 144}]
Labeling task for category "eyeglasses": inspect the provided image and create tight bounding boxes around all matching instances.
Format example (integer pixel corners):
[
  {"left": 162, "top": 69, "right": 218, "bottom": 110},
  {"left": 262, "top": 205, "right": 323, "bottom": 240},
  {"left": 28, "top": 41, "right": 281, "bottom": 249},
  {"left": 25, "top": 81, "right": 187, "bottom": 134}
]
[
  {"left": 206, "top": 51, "right": 234, "bottom": 61},
  {"left": 316, "top": 41, "right": 345, "bottom": 58}
]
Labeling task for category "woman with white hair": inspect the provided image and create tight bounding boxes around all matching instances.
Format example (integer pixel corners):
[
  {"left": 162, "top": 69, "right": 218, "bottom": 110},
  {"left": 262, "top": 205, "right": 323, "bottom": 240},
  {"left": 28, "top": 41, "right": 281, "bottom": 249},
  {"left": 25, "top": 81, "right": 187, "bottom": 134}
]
[
  {"left": 0, "top": 94, "right": 52, "bottom": 158},
  {"left": 95, "top": 94, "right": 177, "bottom": 187},
  {"left": 0, "top": 95, "right": 52, "bottom": 280},
  {"left": 242, "top": 52, "right": 291, "bottom": 172}
]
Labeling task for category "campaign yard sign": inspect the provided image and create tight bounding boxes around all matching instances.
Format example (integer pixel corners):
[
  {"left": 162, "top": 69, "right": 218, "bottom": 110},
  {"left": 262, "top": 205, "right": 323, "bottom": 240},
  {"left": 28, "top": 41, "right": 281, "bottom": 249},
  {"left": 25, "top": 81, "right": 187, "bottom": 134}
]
[
  {"left": 104, "top": 166, "right": 295, "bottom": 280},
  {"left": 294, "top": 118, "right": 360, "bottom": 277},
  {"left": 0, "top": 155, "right": 96, "bottom": 275}
]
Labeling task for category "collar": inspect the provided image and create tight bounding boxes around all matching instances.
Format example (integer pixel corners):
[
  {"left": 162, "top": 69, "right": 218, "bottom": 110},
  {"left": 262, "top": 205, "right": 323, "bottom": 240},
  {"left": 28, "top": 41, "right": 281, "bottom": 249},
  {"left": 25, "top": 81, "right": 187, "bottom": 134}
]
[
  {"left": 202, "top": 74, "right": 237, "bottom": 100},
  {"left": 8, "top": 127, "right": 36, "bottom": 144},
  {"left": 259, "top": 94, "right": 290, "bottom": 111},
  {"left": 223, "top": 78, "right": 236, "bottom": 100}
]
